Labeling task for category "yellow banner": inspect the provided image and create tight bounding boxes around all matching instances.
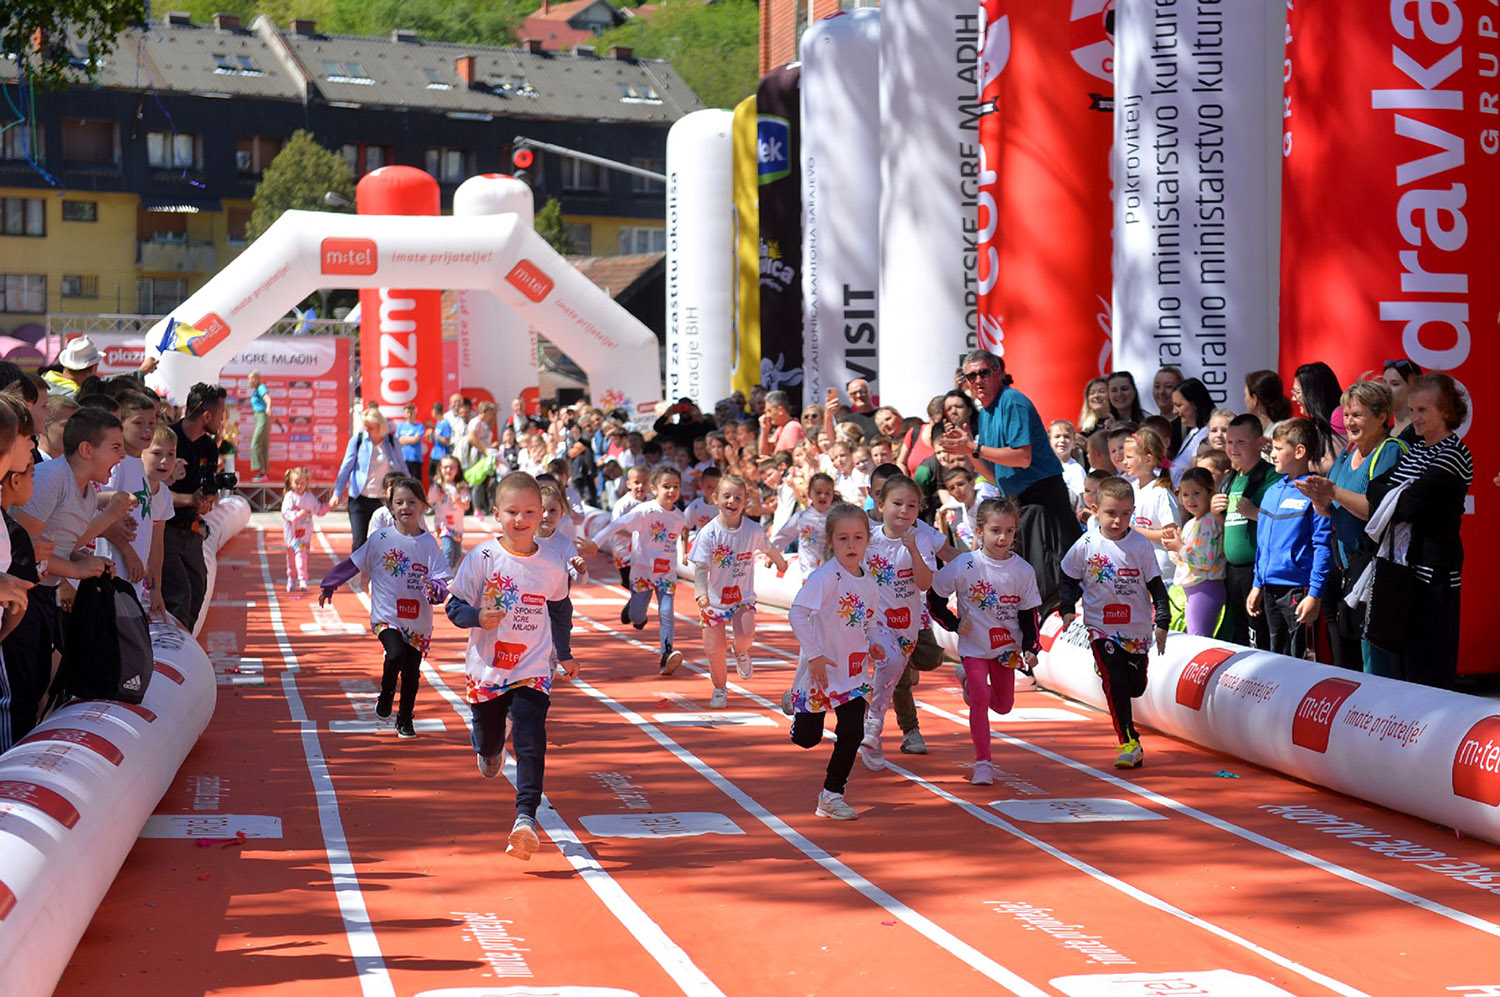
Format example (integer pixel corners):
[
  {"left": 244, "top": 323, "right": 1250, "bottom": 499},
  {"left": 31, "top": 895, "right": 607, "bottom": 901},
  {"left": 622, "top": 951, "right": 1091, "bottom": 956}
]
[{"left": 731, "top": 95, "right": 761, "bottom": 397}]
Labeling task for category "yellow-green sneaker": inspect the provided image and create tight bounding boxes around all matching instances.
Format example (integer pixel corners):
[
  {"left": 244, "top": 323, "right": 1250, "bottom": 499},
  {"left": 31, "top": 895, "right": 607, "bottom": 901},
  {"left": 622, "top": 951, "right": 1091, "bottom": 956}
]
[{"left": 1113, "top": 739, "right": 1144, "bottom": 769}]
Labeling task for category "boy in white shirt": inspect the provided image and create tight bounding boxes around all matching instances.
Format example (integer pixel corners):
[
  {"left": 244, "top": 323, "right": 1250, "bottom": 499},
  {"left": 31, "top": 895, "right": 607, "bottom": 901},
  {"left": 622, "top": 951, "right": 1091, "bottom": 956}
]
[
  {"left": 97, "top": 394, "right": 174, "bottom": 611},
  {"left": 608, "top": 465, "right": 650, "bottom": 588},
  {"left": 1050, "top": 420, "right": 1087, "bottom": 508},
  {"left": 590, "top": 466, "right": 686, "bottom": 674}
]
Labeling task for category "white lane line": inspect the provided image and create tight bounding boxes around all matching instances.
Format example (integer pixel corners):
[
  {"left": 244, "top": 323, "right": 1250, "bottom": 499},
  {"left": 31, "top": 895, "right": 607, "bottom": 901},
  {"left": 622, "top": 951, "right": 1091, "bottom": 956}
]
[
  {"left": 573, "top": 613, "right": 1367, "bottom": 997},
  {"left": 417, "top": 661, "right": 726, "bottom": 997},
  {"left": 252, "top": 528, "right": 396, "bottom": 997}
]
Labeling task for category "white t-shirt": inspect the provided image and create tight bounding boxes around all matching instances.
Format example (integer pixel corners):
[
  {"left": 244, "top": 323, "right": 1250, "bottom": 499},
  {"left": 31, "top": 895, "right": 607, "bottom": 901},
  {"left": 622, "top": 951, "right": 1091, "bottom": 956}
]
[
  {"left": 539, "top": 530, "right": 583, "bottom": 580},
  {"left": 607, "top": 493, "right": 643, "bottom": 562},
  {"left": 1061, "top": 458, "right": 1086, "bottom": 505},
  {"left": 97, "top": 456, "right": 173, "bottom": 593},
  {"left": 834, "top": 468, "right": 869, "bottom": 504},
  {"left": 590, "top": 500, "right": 685, "bottom": 582},
  {"left": 1060, "top": 528, "right": 1163, "bottom": 654},
  {"left": 933, "top": 550, "right": 1041, "bottom": 660},
  {"left": 773, "top": 505, "right": 829, "bottom": 580},
  {"left": 770, "top": 481, "right": 797, "bottom": 537},
  {"left": 21, "top": 457, "right": 100, "bottom": 588},
  {"left": 863, "top": 524, "right": 937, "bottom": 655},
  {"left": 1130, "top": 478, "right": 1180, "bottom": 577},
  {"left": 683, "top": 497, "right": 717, "bottom": 538},
  {"left": 368, "top": 505, "right": 396, "bottom": 537},
  {"left": 349, "top": 527, "right": 450, "bottom": 645},
  {"left": 688, "top": 517, "right": 773, "bottom": 614},
  {"left": 428, "top": 480, "right": 469, "bottom": 540},
  {"left": 450, "top": 538, "right": 570, "bottom": 701},
  {"left": 787, "top": 560, "right": 881, "bottom": 713},
  {"left": 281, "top": 487, "right": 324, "bottom": 549},
  {"left": 362, "top": 443, "right": 391, "bottom": 499},
  {"left": 866, "top": 511, "right": 944, "bottom": 554}
]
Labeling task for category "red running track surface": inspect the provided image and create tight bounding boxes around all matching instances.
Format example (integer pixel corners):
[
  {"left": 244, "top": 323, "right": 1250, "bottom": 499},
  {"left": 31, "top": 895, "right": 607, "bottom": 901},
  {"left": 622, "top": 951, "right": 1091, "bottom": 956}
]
[{"left": 58, "top": 521, "right": 1500, "bottom": 997}]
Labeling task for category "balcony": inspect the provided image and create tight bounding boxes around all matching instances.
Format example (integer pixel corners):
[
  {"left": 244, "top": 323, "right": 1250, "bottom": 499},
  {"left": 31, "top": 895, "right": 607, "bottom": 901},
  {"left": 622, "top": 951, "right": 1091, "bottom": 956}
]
[{"left": 137, "top": 239, "right": 217, "bottom": 273}]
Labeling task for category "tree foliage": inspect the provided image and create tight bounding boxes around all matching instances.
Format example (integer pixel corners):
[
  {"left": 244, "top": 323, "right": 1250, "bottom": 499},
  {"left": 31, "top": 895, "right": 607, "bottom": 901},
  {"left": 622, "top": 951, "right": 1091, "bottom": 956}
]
[
  {"left": 2, "top": 0, "right": 148, "bottom": 89},
  {"left": 171, "top": 0, "right": 542, "bottom": 46},
  {"left": 594, "top": 0, "right": 757, "bottom": 110},
  {"left": 248, "top": 130, "right": 356, "bottom": 242},
  {"left": 534, "top": 197, "right": 574, "bottom": 255}
]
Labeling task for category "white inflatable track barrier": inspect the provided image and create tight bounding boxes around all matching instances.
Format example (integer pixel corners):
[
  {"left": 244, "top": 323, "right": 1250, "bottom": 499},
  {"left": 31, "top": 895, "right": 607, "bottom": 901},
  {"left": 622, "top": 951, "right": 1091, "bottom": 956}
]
[
  {"left": 0, "top": 618, "right": 219, "bottom": 995},
  {"left": 194, "top": 494, "right": 253, "bottom": 637},
  {"left": 1035, "top": 615, "right": 1500, "bottom": 847}
]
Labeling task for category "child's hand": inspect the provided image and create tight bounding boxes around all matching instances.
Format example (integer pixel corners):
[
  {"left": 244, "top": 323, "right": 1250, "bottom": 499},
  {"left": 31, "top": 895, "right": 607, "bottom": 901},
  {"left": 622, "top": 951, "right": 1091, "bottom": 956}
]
[
  {"left": 957, "top": 616, "right": 974, "bottom": 636},
  {"left": 149, "top": 585, "right": 165, "bottom": 616},
  {"left": 74, "top": 554, "right": 110, "bottom": 578},
  {"left": 1236, "top": 497, "right": 1259, "bottom": 521},
  {"left": 1023, "top": 650, "right": 1038, "bottom": 670},
  {"left": 696, "top": 594, "right": 710, "bottom": 609},
  {"left": 575, "top": 537, "right": 598, "bottom": 557},
  {"left": 557, "top": 657, "right": 579, "bottom": 678},
  {"left": 1155, "top": 626, "right": 1168, "bottom": 656},
  {"left": 869, "top": 643, "right": 886, "bottom": 663},
  {"left": 120, "top": 545, "right": 146, "bottom": 584},
  {"left": 569, "top": 556, "right": 587, "bottom": 576},
  {"left": 1160, "top": 524, "right": 1180, "bottom": 552},
  {"left": 808, "top": 655, "right": 833, "bottom": 689},
  {"left": 1210, "top": 492, "right": 1229, "bottom": 516},
  {"left": 105, "top": 491, "right": 138, "bottom": 520},
  {"left": 33, "top": 538, "right": 54, "bottom": 565},
  {"left": 1295, "top": 595, "right": 1321, "bottom": 625},
  {"left": 1246, "top": 587, "right": 1263, "bottom": 617},
  {"left": 478, "top": 607, "right": 507, "bottom": 629}
]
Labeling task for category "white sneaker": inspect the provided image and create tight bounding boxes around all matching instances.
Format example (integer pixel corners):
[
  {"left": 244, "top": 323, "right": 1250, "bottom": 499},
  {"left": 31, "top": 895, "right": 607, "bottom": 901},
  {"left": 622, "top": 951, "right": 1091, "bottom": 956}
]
[
  {"left": 477, "top": 750, "right": 505, "bottom": 779},
  {"left": 708, "top": 687, "right": 728, "bottom": 708},
  {"left": 815, "top": 790, "right": 859, "bottom": 821},
  {"left": 858, "top": 740, "right": 886, "bottom": 771},
  {"left": 506, "top": 815, "right": 540, "bottom": 860},
  {"left": 971, "top": 760, "right": 994, "bottom": 785},
  {"left": 735, "top": 652, "right": 754, "bottom": 679}
]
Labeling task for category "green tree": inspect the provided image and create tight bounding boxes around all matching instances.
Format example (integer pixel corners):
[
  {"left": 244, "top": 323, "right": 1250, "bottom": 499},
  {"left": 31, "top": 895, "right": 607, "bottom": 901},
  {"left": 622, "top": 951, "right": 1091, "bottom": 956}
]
[
  {"left": 534, "top": 197, "right": 574, "bottom": 255},
  {"left": 2, "top": 0, "right": 148, "bottom": 89},
  {"left": 594, "top": 0, "right": 757, "bottom": 110},
  {"left": 247, "top": 130, "right": 356, "bottom": 241}
]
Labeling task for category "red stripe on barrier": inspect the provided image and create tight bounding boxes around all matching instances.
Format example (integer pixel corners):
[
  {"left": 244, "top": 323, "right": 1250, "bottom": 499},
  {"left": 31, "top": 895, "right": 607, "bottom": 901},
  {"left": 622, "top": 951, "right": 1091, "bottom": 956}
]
[
  {"left": 0, "top": 879, "right": 14, "bottom": 920},
  {"left": 0, "top": 781, "right": 81, "bottom": 829},
  {"left": 154, "top": 662, "right": 185, "bottom": 685},
  {"left": 23, "top": 728, "right": 125, "bottom": 766}
]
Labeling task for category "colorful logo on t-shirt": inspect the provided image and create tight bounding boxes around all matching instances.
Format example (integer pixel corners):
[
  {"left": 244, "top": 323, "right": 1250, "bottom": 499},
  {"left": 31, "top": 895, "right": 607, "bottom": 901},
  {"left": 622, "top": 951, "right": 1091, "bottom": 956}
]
[
  {"left": 649, "top": 520, "right": 670, "bottom": 544},
  {"left": 837, "top": 592, "right": 869, "bottom": 627},
  {"left": 866, "top": 554, "right": 896, "bottom": 587},
  {"left": 380, "top": 549, "right": 410, "bottom": 577},
  {"left": 483, "top": 574, "right": 521, "bottom": 612},
  {"left": 1085, "top": 552, "right": 1117, "bottom": 583},
  {"left": 710, "top": 542, "right": 735, "bottom": 569},
  {"left": 967, "top": 579, "right": 1000, "bottom": 612}
]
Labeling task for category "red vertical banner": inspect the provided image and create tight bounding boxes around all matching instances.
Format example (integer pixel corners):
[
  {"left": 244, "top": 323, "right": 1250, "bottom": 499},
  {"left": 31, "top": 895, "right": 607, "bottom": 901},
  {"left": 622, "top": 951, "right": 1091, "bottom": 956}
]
[
  {"left": 356, "top": 167, "right": 445, "bottom": 423},
  {"left": 979, "top": 0, "right": 1115, "bottom": 422},
  {"left": 1281, "top": 1, "right": 1500, "bottom": 675}
]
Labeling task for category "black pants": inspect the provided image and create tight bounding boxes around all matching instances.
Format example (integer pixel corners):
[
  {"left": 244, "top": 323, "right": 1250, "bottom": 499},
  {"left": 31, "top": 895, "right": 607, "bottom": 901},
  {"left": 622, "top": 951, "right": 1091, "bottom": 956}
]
[
  {"left": 791, "top": 696, "right": 867, "bottom": 795},
  {"left": 1322, "top": 564, "right": 1359, "bottom": 670},
  {"left": 1224, "top": 563, "right": 1269, "bottom": 650},
  {"left": 471, "top": 473, "right": 496, "bottom": 522},
  {"left": 377, "top": 629, "right": 423, "bottom": 721},
  {"left": 0, "top": 589, "right": 52, "bottom": 747},
  {"left": 1263, "top": 583, "right": 1311, "bottom": 659},
  {"left": 470, "top": 686, "right": 551, "bottom": 819},
  {"left": 1016, "top": 475, "right": 1083, "bottom": 618},
  {"left": 1404, "top": 573, "right": 1461, "bottom": 690},
  {"left": 162, "top": 525, "right": 207, "bottom": 628},
  {"left": 348, "top": 495, "right": 384, "bottom": 553},
  {"left": 1090, "top": 638, "right": 1148, "bottom": 744}
]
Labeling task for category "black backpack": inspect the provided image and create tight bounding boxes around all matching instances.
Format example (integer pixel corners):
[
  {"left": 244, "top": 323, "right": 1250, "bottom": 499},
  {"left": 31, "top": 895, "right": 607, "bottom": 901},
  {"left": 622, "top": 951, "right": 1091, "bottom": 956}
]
[{"left": 55, "top": 575, "right": 155, "bottom": 705}]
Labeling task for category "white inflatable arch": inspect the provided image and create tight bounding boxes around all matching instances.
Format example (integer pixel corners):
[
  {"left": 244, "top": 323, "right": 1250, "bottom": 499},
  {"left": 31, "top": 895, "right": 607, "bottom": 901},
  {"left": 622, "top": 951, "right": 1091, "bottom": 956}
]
[{"left": 144, "top": 208, "right": 663, "bottom": 417}]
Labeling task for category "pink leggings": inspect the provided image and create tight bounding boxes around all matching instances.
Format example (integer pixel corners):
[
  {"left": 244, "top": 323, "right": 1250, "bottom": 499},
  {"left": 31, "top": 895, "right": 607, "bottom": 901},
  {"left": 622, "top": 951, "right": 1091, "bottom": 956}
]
[
  {"left": 285, "top": 546, "right": 308, "bottom": 585},
  {"left": 962, "top": 656, "right": 1016, "bottom": 762}
]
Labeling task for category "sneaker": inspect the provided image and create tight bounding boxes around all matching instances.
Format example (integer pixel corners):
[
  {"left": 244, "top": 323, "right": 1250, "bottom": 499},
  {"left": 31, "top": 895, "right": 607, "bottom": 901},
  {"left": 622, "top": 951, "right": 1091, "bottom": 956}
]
[
  {"left": 374, "top": 692, "right": 393, "bottom": 719},
  {"left": 477, "top": 750, "right": 505, "bottom": 779},
  {"left": 954, "top": 663, "right": 970, "bottom": 706},
  {"left": 900, "top": 729, "right": 928, "bottom": 755},
  {"left": 735, "top": 652, "right": 754, "bottom": 679},
  {"left": 815, "top": 790, "right": 858, "bottom": 821},
  {"left": 395, "top": 716, "right": 416, "bottom": 738},
  {"left": 1114, "top": 739, "right": 1144, "bottom": 769},
  {"left": 708, "top": 687, "right": 728, "bottom": 709},
  {"left": 858, "top": 740, "right": 886, "bottom": 771},
  {"left": 659, "top": 645, "right": 683, "bottom": 675},
  {"left": 780, "top": 689, "right": 796, "bottom": 716},
  {"left": 971, "top": 760, "right": 994, "bottom": 785},
  {"left": 632, "top": 617, "right": 646, "bottom": 631},
  {"left": 506, "top": 815, "right": 540, "bottom": 860},
  {"left": 619, "top": 604, "right": 631, "bottom": 625}
]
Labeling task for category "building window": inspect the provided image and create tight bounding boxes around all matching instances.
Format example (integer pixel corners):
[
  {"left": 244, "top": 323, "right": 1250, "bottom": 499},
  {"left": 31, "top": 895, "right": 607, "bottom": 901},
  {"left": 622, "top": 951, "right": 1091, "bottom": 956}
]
[
  {"left": 322, "top": 60, "right": 373, "bottom": 84},
  {"left": 342, "top": 143, "right": 389, "bottom": 176},
  {"left": 61, "top": 119, "right": 117, "bottom": 166},
  {"left": 147, "top": 131, "right": 199, "bottom": 169},
  {"left": 61, "top": 200, "right": 98, "bottom": 223},
  {"left": 1, "top": 125, "right": 39, "bottom": 162},
  {"left": 562, "top": 157, "right": 605, "bottom": 192},
  {"left": 566, "top": 223, "right": 592, "bottom": 256},
  {"left": 617, "top": 83, "right": 662, "bottom": 104},
  {"left": 213, "top": 53, "right": 263, "bottom": 75},
  {"left": 227, "top": 206, "right": 252, "bottom": 245},
  {"left": 630, "top": 158, "right": 665, "bottom": 194},
  {"left": 619, "top": 226, "right": 665, "bottom": 254},
  {"left": 0, "top": 275, "right": 46, "bottom": 313},
  {"left": 137, "top": 277, "right": 188, "bottom": 315},
  {"left": 236, "top": 136, "right": 284, "bottom": 175},
  {"left": 424, "top": 147, "right": 471, "bottom": 183},
  {"left": 422, "top": 67, "right": 452, "bottom": 89},
  {"left": 60, "top": 275, "right": 99, "bottom": 299},
  {"left": 1, "top": 198, "right": 45, "bottom": 237}
]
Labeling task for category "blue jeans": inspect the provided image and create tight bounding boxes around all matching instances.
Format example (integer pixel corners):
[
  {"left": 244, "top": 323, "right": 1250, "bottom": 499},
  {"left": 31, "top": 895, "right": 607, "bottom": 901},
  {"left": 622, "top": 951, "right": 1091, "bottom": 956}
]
[
  {"left": 440, "top": 534, "right": 462, "bottom": 570},
  {"left": 628, "top": 582, "right": 675, "bottom": 652},
  {"left": 470, "top": 686, "right": 551, "bottom": 819}
]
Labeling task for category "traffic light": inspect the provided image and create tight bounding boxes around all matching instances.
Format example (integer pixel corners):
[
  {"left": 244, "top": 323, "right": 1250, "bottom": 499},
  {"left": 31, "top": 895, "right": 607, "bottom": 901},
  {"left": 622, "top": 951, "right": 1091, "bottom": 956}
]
[{"left": 511, "top": 138, "right": 535, "bottom": 187}]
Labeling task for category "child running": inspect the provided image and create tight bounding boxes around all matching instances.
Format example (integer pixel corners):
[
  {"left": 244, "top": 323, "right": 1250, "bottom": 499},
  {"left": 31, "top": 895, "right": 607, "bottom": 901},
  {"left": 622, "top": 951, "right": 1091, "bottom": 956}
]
[
  {"left": 1122, "top": 427, "right": 1180, "bottom": 577},
  {"left": 445, "top": 472, "right": 576, "bottom": 860},
  {"left": 1162, "top": 466, "right": 1226, "bottom": 637},
  {"left": 608, "top": 465, "right": 651, "bottom": 588},
  {"left": 932, "top": 497, "right": 1041, "bottom": 785},
  {"left": 590, "top": 466, "right": 686, "bottom": 673},
  {"left": 689, "top": 473, "right": 787, "bottom": 706},
  {"left": 858, "top": 474, "right": 936, "bottom": 771},
  {"left": 786, "top": 502, "right": 887, "bottom": 821},
  {"left": 427, "top": 454, "right": 471, "bottom": 570},
  {"left": 282, "top": 465, "right": 328, "bottom": 595},
  {"left": 1059, "top": 477, "right": 1171, "bottom": 769},
  {"left": 538, "top": 481, "right": 592, "bottom": 581},
  {"left": 773, "top": 471, "right": 836, "bottom": 580},
  {"left": 320, "top": 475, "right": 450, "bottom": 739}
]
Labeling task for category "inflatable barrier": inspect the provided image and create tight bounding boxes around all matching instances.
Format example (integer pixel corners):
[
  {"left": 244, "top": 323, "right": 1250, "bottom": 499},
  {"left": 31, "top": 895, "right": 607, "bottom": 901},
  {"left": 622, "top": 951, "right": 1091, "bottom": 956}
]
[
  {"left": 0, "top": 617, "right": 218, "bottom": 997},
  {"left": 1035, "top": 616, "right": 1500, "bottom": 847},
  {"left": 194, "top": 494, "right": 253, "bottom": 637}
]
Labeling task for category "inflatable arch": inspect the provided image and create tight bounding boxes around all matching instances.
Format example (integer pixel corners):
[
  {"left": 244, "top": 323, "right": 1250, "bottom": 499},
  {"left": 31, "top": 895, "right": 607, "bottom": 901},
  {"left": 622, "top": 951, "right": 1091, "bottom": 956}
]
[{"left": 144, "top": 206, "right": 664, "bottom": 418}]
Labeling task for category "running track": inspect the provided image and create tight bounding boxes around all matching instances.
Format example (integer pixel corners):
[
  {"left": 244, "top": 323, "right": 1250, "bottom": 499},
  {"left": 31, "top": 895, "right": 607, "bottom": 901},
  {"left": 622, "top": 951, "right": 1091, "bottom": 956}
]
[{"left": 58, "top": 517, "right": 1500, "bottom": 996}]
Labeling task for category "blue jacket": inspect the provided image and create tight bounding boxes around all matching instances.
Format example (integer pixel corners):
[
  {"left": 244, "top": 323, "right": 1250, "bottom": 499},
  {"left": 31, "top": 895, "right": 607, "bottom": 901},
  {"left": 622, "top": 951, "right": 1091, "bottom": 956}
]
[
  {"left": 1252, "top": 475, "right": 1334, "bottom": 598},
  {"left": 334, "top": 432, "right": 409, "bottom": 500}
]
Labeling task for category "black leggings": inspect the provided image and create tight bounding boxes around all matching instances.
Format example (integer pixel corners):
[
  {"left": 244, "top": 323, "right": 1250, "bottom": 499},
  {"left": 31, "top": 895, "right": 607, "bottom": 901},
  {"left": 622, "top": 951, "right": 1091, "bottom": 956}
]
[
  {"left": 1090, "top": 639, "right": 1148, "bottom": 744},
  {"left": 378, "top": 629, "right": 423, "bottom": 720},
  {"left": 791, "top": 697, "right": 867, "bottom": 795}
]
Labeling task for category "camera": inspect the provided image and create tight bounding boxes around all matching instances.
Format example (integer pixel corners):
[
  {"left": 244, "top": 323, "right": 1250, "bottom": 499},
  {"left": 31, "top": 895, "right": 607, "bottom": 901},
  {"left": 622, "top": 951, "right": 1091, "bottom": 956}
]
[{"left": 214, "top": 471, "right": 238, "bottom": 491}]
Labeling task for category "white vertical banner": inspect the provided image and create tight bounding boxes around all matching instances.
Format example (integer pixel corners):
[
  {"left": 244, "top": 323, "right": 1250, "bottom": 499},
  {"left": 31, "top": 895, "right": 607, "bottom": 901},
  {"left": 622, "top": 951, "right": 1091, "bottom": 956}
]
[
  {"left": 452, "top": 175, "right": 539, "bottom": 414},
  {"left": 1111, "top": 0, "right": 1283, "bottom": 404},
  {"left": 666, "top": 109, "right": 735, "bottom": 410},
  {"left": 801, "top": 9, "right": 882, "bottom": 403},
  {"left": 878, "top": 0, "right": 981, "bottom": 416}
]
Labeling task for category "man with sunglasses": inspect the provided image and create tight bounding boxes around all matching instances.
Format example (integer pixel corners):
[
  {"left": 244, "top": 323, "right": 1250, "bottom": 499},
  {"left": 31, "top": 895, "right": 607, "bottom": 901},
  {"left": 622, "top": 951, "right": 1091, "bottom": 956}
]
[
  {"left": 940, "top": 350, "right": 1080, "bottom": 614},
  {"left": 824, "top": 378, "right": 879, "bottom": 441}
]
